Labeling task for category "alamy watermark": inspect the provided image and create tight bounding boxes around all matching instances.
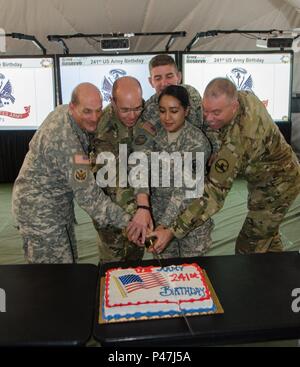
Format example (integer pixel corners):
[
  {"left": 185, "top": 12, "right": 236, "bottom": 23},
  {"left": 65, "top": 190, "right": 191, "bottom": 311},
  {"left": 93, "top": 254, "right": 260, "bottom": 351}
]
[
  {"left": 0, "top": 28, "right": 6, "bottom": 53},
  {"left": 0, "top": 288, "right": 6, "bottom": 312},
  {"left": 95, "top": 144, "right": 205, "bottom": 199},
  {"left": 291, "top": 288, "right": 300, "bottom": 313}
]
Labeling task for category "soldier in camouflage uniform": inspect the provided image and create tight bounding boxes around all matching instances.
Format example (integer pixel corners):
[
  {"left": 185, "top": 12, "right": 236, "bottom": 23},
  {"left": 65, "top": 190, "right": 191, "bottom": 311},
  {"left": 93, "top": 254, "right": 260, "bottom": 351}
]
[
  {"left": 126, "top": 55, "right": 216, "bottom": 242},
  {"left": 149, "top": 78, "right": 300, "bottom": 255},
  {"left": 142, "top": 54, "right": 203, "bottom": 129},
  {"left": 92, "top": 76, "right": 145, "bottom": 263},
  {"left": 129, "top": 85, "right": 213, "bottom": 259},
  {"left": 12, "top": 83, "right": 131, "bottom": 264}
]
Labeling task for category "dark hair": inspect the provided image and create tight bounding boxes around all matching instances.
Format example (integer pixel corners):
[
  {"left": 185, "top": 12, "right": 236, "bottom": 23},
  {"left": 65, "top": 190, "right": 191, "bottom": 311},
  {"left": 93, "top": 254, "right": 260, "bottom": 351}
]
[
  {"left": 158, "top": 85, "right": 190, "bottom": 110},
  {"left": 149, "top": 54, "right": 177, "bottom": 72}
]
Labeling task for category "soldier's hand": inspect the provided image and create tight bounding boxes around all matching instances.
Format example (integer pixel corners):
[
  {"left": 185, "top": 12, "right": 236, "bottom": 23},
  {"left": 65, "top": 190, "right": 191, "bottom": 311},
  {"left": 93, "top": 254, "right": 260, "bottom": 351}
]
[
  {"left": 147, "top": 226, "right": 174, "bottom": 254},
  {"left": 122, "top": 227, "right": 144, "bottom": 247},
  {"left": 134, "top": 235, "right": 146, "bottom": 247},
  {"left": 126, "top": 208, "right": 154, "bottom": 244}
]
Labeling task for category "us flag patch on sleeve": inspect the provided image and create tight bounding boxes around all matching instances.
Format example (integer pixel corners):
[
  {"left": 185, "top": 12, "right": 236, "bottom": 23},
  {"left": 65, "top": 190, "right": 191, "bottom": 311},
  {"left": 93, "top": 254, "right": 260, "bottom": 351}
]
[
  {"left": 74, "top": 154, "right": 90, "bottom": 165},
  {"left": 142, "top": 121, "right": 157, "bottom": 136}
]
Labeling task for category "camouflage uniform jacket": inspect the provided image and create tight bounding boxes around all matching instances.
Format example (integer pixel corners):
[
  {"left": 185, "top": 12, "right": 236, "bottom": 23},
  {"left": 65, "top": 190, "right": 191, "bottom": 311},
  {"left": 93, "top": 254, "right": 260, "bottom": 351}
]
[
  {"left": 92, "top": 104, "right": 138, "bottom": 214},
  {"left": 93, "top": 104, "right": 137, "bottom": 156},
  {"left": 133, "top": 120, "right": 211, "bottom": 227},
  {"left": 12, "top": 105, "right": 130, "bottom": 236},
  {"left": 171, "top": 91, "right": 300, "bottom": 238}
]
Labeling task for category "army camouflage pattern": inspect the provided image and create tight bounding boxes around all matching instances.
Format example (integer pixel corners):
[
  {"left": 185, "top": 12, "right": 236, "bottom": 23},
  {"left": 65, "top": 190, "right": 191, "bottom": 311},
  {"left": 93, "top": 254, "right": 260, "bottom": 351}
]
[
  {"left": 171, "top": 91, "right": 300, "bottom": 254},
  {"left": 92, "top": 104, "right": 144, "bottom": 262},
  {"left": 132, "top": 107, "right": 212, "bottom": 196},
  {"left": 12, "top": 105, "right": 131, "bottom": 263},
  {"left": 135, "top": 119, "right": 213, "bottom": 258}
]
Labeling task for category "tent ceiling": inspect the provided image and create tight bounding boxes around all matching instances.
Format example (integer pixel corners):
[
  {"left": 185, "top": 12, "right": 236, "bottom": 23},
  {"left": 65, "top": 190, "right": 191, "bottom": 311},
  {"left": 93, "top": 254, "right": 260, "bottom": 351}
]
[
  {"left": 1, "top": 0, "right": 300, "bottom": 90},
  {"left": 285, "top": 0, "right": 300, "bottom": 12},
  {"left": 0, "top": 0, "right": 299, "bottom": 54}
]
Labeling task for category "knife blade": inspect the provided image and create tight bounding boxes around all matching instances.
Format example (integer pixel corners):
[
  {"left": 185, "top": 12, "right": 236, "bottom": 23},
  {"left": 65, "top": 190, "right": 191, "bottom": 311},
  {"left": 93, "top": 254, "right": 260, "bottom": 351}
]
[{"left": 145, "top": 236, "right": 194, "bottom": 335}]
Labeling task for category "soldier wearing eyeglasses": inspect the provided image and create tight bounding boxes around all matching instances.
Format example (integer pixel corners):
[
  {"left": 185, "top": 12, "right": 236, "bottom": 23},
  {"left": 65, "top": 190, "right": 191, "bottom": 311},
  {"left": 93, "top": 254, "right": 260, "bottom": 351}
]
[{"left": 91, "top": 76, "right": 145, "bottom": 263}]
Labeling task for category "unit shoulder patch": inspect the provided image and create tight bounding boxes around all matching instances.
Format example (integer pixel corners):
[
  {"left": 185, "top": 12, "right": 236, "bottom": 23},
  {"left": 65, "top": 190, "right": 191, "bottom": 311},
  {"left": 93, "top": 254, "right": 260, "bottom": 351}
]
[
  {"left": 214, "top": 158, "right": 229, "bottom": 173},
  {"left": 74, "top": 168, "right": 87, "bottom": 182},
  {"left": 209, "top": 145, "right": 238, "bottom": 184}
]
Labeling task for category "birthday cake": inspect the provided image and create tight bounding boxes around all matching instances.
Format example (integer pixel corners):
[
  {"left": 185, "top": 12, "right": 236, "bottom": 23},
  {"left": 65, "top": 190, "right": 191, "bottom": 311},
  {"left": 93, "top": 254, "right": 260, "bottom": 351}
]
[{"left": 101, "top": 263, "right": 219, "bottom": 322}]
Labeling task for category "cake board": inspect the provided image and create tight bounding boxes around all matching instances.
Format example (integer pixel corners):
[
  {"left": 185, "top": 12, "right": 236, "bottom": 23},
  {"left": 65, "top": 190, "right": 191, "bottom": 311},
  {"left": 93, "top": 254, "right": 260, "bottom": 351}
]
[{"left": 99, "top": 270, "right": 224, "bottom": 324}]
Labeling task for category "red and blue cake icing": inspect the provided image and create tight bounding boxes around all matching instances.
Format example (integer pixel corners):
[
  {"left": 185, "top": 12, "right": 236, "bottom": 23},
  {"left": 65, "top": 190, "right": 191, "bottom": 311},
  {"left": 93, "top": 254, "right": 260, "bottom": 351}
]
[{"left": 103, "top": 263, "right": 216, "bottom": 321}]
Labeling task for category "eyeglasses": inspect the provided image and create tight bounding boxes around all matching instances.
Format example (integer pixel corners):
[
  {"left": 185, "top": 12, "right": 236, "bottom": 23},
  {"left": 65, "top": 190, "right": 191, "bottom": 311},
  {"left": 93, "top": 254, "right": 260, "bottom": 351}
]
[
  {"left": 112, "top": 100, "right": 144, "bottom": 114},
  {"left": 118, "top": 106, "right": 144, "bottom": 114}
]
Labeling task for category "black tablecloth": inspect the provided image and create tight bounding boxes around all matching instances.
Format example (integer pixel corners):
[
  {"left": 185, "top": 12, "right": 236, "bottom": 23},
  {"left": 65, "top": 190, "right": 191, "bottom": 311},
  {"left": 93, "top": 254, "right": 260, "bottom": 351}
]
[
  {"left": 0, "top": 264, "right": 98, "bottom": 346},
  {"left": 94, "top": 252, "right": 300, "bottom": 346}
]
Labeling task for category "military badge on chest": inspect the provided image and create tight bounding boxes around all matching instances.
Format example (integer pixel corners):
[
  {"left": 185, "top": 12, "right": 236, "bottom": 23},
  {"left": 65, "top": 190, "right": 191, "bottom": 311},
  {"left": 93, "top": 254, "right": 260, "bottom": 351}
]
[{"left": 134, "top": 134, "right": 147, "bottom": 145}]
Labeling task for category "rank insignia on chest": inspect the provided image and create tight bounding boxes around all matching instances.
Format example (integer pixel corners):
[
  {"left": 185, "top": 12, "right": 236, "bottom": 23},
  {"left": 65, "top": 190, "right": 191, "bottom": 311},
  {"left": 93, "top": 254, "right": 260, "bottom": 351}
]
[
  {"left": 74, "top": 168, "right": 87, "bottom": 182},
  {"left": 134, "top": 134, "right": 147, "bottom": 145}
]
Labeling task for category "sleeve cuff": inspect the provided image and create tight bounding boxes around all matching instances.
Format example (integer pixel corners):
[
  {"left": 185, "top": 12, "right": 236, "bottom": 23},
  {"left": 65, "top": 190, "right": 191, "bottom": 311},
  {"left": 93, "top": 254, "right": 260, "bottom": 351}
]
[
  {"left": 169, "top": 221, "right": 188, "bottom": 240},
  {"left": 134, "top": 187, "right": 150, "bottom": 196},
  {"left": 118, "top": 213, "right": 131, "bottom": 228},
  {"left": 159, "top": 217, "right": 172, "bottom": 228}
]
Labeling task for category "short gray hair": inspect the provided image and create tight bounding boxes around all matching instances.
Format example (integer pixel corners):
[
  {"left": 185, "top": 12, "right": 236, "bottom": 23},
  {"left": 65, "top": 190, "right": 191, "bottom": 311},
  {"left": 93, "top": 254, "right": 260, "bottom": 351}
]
[
  {"left": 204, "top": 77, "right": 238, "bottom": 101},
  {"left": 70, "top": 82, "right": 101, "bottom": 105}
]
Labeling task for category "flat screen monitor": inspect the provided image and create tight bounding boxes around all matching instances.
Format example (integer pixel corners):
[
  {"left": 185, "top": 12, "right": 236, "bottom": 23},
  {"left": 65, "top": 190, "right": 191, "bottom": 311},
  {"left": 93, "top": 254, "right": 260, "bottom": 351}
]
[
  {"left": 57, "top": 53, "right": 177, "bottom": 107},
  {"left": 0, "top": 56, "right": 56, "bottom": 130},
  {"left": 182, "top": 51, "right": 293, "bottom": 124}
]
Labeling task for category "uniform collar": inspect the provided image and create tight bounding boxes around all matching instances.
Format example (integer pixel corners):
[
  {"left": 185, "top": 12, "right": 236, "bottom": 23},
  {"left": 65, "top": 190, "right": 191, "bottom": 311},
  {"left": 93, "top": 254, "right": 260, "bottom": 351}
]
[
  {"left": 160, "top": 121, "right": 188, "bottom": 145},
  {"left": 68, "top": 112, "right": 93, "bottom": 155},
  {"left": 108, "top": 105, "right": 135, "bottom": 134}
]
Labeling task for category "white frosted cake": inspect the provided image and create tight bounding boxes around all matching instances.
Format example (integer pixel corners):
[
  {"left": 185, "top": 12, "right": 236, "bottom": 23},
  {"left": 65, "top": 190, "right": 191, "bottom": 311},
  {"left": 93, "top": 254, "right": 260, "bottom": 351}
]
[{"left": 101, "top": 263, "right": 217, "bottom": 322}]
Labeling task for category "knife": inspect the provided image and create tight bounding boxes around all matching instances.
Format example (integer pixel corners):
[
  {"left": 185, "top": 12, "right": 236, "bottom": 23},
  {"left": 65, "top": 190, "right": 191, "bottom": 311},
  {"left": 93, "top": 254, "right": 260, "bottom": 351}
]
[{"left": 144, "top": 236, "right": 194, "bottom": 335}]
